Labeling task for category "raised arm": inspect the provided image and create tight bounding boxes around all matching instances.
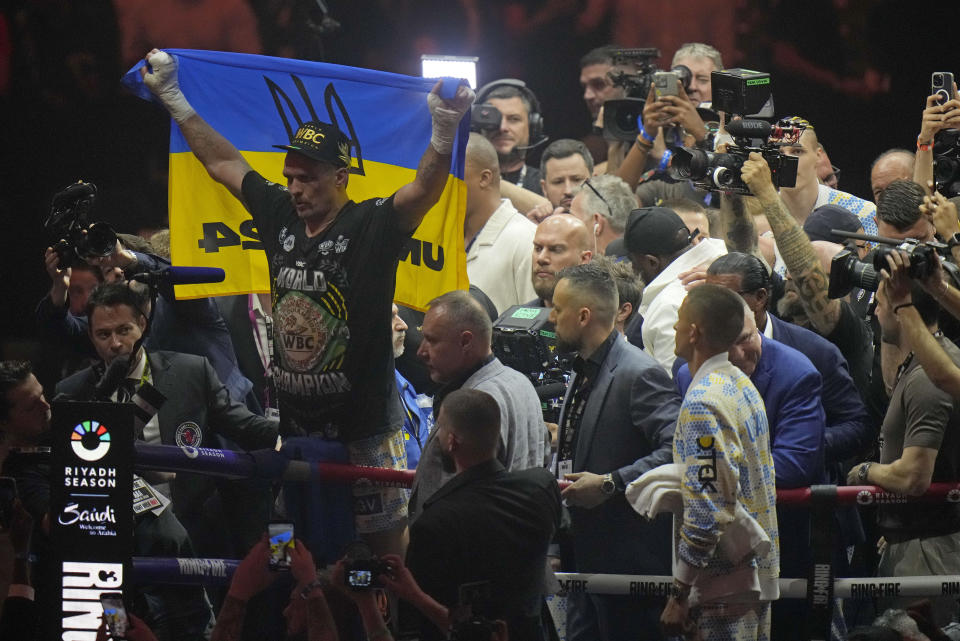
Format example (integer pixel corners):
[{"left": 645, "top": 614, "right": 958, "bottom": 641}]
[
  {"left": 915, "top": 89, "right": 960, "bottom": 193},
  {"left": 741, "top": 152, "right": 841, "bottom": 335},
  {"left": 141, "top": 49, "right": 252, "bottom": 202},
  {"left": 393, "top": 82, "right": 475, "bottom": 233},
  {"left": 719, "top": 193, "right": 759, "bottom": 254}
]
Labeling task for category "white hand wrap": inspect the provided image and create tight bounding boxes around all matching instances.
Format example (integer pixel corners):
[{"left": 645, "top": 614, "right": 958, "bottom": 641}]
[
  {"left": 427, "top": 86, "right": 475, "bottom": 154},
  {"left": 145, "top": 51, "right": 196, "bottom": 124}
]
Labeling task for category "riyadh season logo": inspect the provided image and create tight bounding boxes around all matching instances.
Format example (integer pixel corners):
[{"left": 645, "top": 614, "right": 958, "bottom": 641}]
[{"left": 71, "top": 420, "right": 111, "bottom": 462}]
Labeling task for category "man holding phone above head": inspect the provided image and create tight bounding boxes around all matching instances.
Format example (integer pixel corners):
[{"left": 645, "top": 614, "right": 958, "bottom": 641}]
[{"left": 138, "top": 48, "right": 474, "bottom": 556}]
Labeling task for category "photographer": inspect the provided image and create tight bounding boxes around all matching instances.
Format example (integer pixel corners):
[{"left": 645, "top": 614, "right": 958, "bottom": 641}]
[
  {"left": 846, "top": 263, "right": 960, "bottom": 627},
  {"left": 879, "top": 247, "right": 960, "bottom": 398}
]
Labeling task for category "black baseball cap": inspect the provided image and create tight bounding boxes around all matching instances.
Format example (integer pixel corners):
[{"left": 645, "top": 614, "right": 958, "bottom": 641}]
[
  {"left": 624, "top": 207, "right": 692, "bottom": 256},
  {"left": 274, "top": 120, "right": 351, "bottom": 168},
  {"left": 803, "top": 204, "right": 862, "bottom": 244}
]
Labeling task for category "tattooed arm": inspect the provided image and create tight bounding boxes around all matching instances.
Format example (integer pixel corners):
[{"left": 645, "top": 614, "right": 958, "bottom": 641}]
[
  {"left": 719, "top": 193, "right": 758, "bottom": 254},
  {"left": 740, "top": 152, "right": 841, "bottom": 335}
]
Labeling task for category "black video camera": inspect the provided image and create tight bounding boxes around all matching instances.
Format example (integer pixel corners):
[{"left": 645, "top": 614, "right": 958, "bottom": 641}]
[
  {"left": 827, "top": 230, "right": 947, "bottom": 299},
  {"left": 934, "top": 129, "right": 960, "bottom": 198},
  {"left": 491, "top": 306, "right": 571, "bottom": 422},
  {"left": 602, "top": 48, "right": 694, "bottom": 142},
  {"left": 44, "top": 181, "right": 117, "bottom": 270},
  {"left": 470, "top": 102, "right": 502, "bottom": 133},
  {"left": 670, "top": 118, "right": 801, "bottom": 194}
]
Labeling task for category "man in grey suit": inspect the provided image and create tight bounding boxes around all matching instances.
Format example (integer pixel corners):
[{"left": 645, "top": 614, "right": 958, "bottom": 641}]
[{"left": 551, "top": 262, "right": 680, "bottom": 641}]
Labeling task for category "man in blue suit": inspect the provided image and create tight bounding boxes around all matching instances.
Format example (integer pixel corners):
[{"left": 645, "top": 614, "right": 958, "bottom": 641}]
[
  {"left": 706, "top": 252, "right": 871, "bottom": 571},
  {"left": 551, "top": 263, "right": 680, "bottom": 641},
  {"left": 705, "top": 252, "right": 874, "bottom": 467}
]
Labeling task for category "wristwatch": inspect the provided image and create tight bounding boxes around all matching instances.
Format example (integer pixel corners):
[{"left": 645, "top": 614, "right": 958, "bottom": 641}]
[
  {"left": 857, "top": 462, "right": 873, "bottom": 484},
  {"left": 600, "top": 473, "right": 617, "bottom": 495}
]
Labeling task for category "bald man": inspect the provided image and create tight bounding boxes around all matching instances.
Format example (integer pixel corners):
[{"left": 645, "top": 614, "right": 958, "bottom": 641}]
[
  {"left": 870, "top": 149, "right": 915, "bottom": 204},
  {"left": 464, "top": 132, "right": 538, "bottom": 315},
  {"left": 530, "top": 214, "right": 593, "bottom": 307}
]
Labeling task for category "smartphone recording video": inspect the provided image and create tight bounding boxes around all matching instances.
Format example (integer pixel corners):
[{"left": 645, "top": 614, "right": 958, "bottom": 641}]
[
  {"left": 268, "top": 521, "right": 295, "bottom": 571},
  {"left": 100, "top": 592, "right": 129, "bottom": 640}
]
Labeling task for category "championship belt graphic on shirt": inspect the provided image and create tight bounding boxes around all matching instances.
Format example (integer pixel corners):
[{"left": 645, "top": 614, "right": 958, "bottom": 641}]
[{"left": 275, "top": 288, "right": 349, "bottom": 374}]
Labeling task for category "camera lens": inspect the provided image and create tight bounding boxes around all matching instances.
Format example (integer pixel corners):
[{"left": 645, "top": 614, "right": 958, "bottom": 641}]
[
  {"left": 82, "top": 222, "right": 117, "bottom": 258},
  {"left": 711, "top": 166, "right": 734, "bottom": 188},
  {"left": 671, "top": 148, "right": 710, "bottom": 180}
]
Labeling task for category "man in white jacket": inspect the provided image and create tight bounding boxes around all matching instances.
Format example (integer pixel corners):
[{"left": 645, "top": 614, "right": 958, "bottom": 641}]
[{"left": 625, "top": 206, "right": 726, "bottom": 373}]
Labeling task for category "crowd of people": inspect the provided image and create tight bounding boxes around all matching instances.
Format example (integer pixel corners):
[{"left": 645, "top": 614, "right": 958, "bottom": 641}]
[{"left": 2, "top": 33, "right": 960, "bottom": 641}]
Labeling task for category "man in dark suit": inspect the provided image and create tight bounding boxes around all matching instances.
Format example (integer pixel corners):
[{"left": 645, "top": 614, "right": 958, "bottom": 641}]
[
  {"left": 550, "top": 263, "right": 680, "bottom": 641},
  {"left": 405, "top": 388, "right": 560, "bottom": 641},
  {"left": 55, "top": 283, "right": 279, "bottom": 554}
]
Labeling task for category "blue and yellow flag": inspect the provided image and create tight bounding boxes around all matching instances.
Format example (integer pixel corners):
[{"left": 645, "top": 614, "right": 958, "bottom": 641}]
[{"left": 122, "top": 49, "right": 468, "bottom": 308}]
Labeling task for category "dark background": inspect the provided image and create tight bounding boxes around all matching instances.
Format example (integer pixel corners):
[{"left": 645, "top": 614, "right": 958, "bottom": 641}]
[{"left": 1, "top": 0, "right": 956, "bottom": 360}]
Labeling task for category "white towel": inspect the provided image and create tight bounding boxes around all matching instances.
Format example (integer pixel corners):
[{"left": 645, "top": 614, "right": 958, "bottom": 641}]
[{"left": 626, "top": 463, "right": 770, "bottom": 565}]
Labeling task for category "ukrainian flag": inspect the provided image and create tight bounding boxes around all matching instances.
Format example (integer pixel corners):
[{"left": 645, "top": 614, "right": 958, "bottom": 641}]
[{"left": 121, "top": 49, "right": 468, "bottom": 308}]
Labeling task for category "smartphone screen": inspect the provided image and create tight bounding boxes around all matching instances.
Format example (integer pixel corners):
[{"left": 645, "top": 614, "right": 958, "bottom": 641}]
[
  {"left": 421, "top": 55, "right": 478, "bottom": 89},
  {"left": 100, "top": 592, "right": 128, "bottom": 639},
  {"left": 0, "top": 477, "right": 17, "bottom": 529},
  {"left": 347, "top": 569, "right": 373, "bottom": 588},
  {"left": 268, "top": 522, "right": 294, "bottom": 571}
]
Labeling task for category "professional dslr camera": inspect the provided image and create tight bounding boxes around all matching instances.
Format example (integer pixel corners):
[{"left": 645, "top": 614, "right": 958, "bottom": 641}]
[
  {"left": 934, "top": 128, "right": 960, "bottom": 198},
  {"left": 827, "top": 230, "right": 951, "bottom": 299},
  {"left": 44, "top": 181, "right": 117, "bottom": 270},
  {"left": 669, "top": 69, "right": 798, "bottom": 195},
  {"left": 341, "top": 541, "right": 390, "bottom": 590},
  {"left": 602, "top": 48, "right": 694, "bottom": 142}
]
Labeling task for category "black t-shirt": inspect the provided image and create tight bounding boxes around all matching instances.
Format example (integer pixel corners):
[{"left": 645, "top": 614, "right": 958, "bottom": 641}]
[{"left": 242, "top": 171, "right": 408, "bottom": 441}]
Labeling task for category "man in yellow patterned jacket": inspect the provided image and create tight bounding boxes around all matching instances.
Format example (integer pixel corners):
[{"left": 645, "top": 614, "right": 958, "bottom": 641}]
[{"left": 663, "top": 285, "right": 779, "bottom": 641}]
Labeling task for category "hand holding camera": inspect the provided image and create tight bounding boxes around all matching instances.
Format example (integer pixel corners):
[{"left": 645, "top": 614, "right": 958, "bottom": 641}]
[
  {"left": 740, "top": 152, "right": 779, "bottom": 201},
  {"left": 920, "top": 187, "right": 960, "bottom": 241}
]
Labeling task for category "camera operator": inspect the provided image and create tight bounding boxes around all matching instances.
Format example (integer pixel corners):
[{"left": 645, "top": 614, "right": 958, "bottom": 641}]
[
  {"left": 37, "top": 231, "right": 259, "bottom": 413},
  {"left": 739, "top": 149, "right": 875, "bottom": 392},
  {"left": 616, "top": 44, "right": 722, "bottom": 193},
  {"left": 846, "top": 263, "right": 960, "bottom": 627},
  {"left": 879, "top": 247, "right": 960, "bottom": 399}
]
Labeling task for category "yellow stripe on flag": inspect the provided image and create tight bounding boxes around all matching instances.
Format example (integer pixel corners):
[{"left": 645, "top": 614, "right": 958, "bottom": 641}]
[{"left": 168, "top": 150, "right": 466, "bottom": 309}]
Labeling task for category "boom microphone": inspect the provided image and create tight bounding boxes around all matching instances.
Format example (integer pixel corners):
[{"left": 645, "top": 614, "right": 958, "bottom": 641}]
[
  {"left": 725, "top": 119, "right": 772, "bottom": 139},
  {"left": 129, "top": 266, "right": 226, "bottom": 286}
]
